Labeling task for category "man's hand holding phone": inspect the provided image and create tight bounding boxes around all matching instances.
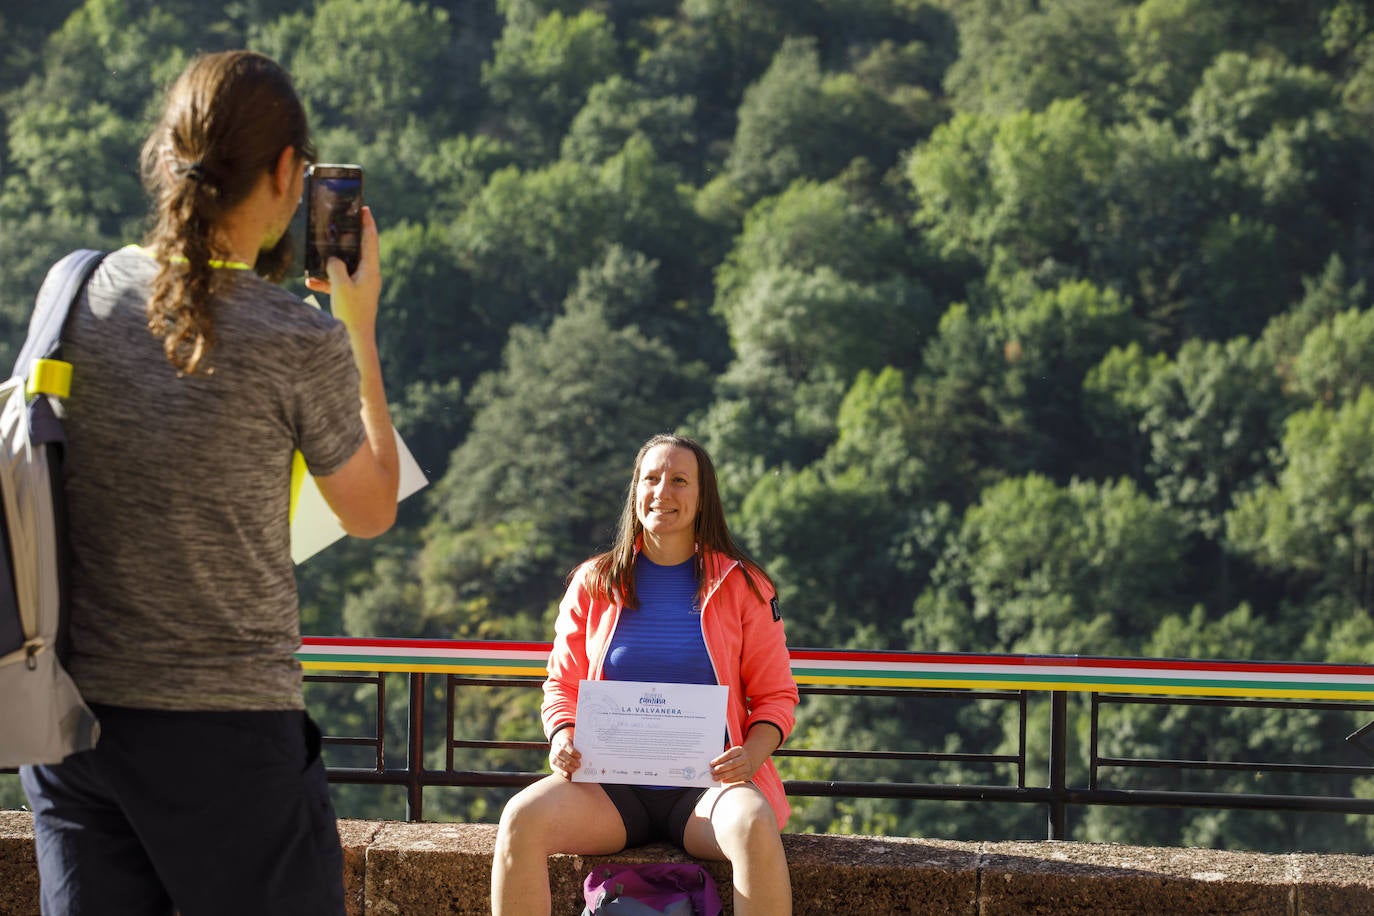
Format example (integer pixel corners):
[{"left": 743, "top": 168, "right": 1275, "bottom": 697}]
[
  {"left": 305, "top": 204, "right": 381, "bottom": 340},
  {"left": 304, "top": 163, "right": 363, "bottom": 280},
  {"left": 304, "top": 196, "right": 400, "bottom": 542}
]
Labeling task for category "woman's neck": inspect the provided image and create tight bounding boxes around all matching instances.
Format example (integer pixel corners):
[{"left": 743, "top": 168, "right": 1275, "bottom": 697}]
[{"left": 640, "top": 533, "right": 694, "bottom": 567}]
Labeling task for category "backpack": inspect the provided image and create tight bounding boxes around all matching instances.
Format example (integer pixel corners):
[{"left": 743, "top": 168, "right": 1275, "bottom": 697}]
[
  {"left": 581, "top": 863, "right": 723, "bottom": 916},
  {"left": 0, "top": 249, "right": 106, "bottom": 767}
]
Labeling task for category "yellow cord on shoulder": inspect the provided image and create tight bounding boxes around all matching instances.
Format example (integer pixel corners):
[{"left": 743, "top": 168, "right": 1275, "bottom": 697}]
[{"left": 131, "top": 244, "right": 251, "bottom": 271}]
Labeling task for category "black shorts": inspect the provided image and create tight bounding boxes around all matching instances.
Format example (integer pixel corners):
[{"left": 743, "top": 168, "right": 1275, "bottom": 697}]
[
  {"left": 601, "top": 783, "right": 707, "bottom": 848},
  {"left": 21, "top": 704, "right": 344, "bottom": 916}
]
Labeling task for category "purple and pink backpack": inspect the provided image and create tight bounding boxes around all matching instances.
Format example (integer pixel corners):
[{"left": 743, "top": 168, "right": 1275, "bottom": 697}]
[{"left": 581, "top": 862, "right": 723, "bottom": 916}]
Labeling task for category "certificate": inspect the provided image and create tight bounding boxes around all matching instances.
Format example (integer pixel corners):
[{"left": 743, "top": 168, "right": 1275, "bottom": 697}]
[{"left": 571, "top": 680, "right": 728, "bottom": 788}]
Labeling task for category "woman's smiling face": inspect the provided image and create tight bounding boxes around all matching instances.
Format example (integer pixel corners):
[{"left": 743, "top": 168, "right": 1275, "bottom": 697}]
[{"left": 635, "top": 443, "right": 700, "bottom": 553}]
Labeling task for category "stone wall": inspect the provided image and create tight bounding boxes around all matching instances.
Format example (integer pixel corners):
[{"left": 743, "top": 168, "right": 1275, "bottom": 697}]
[{"left": 3, "top": 810, "right": 1372, "bottom": 914}]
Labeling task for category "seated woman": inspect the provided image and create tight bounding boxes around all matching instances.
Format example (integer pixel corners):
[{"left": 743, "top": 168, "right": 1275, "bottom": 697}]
[{"left": 492, "top": 434, "right": 799, "bottom": 916}]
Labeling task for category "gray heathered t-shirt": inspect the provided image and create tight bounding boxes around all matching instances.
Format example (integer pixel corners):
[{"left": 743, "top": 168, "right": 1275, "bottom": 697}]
[{"left": 60, "top": 246, "right": 366, "bottom": 710}]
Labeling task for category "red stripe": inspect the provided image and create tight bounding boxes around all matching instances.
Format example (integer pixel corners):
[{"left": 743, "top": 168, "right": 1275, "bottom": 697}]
[{"left": 299, "top": 636, "right": 551, "bottom": 654}]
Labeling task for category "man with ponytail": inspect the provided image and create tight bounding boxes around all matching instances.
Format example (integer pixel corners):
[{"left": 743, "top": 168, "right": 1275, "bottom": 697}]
[{"left": 19, "top": 50, "right": 398, "bottom": 915}]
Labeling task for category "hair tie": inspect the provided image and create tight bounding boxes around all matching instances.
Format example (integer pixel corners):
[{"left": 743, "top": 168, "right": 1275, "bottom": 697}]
[{"left": 183, "top": 161, "right": 206, "bottom": 183}]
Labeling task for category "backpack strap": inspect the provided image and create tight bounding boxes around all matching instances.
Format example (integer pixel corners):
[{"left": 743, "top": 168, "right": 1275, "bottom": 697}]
[
  {"left": 7, "top": 250, "right": 107, "bottom": 672},
  {"left": 14, "top": 250, "right": 107, "bottom": 447},
  {"left": 13, "top": 249, "right": 108, "bottom": 382}
]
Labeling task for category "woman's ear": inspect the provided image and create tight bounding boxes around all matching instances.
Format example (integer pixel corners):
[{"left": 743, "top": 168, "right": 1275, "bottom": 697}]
[{"left": 271, "top": 145, "right": 300, "bottom": 197}]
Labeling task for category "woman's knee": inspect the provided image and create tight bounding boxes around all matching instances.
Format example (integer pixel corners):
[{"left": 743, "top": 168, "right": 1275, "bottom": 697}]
[
  {"left": 709, "top": 787, "right": 779, "bottom": 851},
  {"left": 497, "top": 784, "right": 557, "bottom": 846}
]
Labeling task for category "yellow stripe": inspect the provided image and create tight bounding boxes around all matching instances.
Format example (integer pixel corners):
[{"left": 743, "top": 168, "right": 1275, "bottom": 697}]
[{"left": 27, "top": 359, "right": 72, "bottom": 398}]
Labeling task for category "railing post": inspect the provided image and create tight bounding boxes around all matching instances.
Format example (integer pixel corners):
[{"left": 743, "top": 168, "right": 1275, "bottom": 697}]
[
  {"left": 406, "top": 671, "right": 425, "bottom": 822},
  {"left": 1048, "top": 690, "right": 1067, "bottom": 840}
]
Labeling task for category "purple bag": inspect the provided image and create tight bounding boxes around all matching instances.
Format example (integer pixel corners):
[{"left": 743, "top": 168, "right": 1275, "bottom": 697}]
[{"left": 581, "top": 863, "right": 723, "bottom": 916}]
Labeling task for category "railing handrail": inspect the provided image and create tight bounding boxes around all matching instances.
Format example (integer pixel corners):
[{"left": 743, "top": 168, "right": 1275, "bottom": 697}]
[
  {"left": 295, "top": 636, "right": 1374, "bottom": 832},
  {"left": 298, "top": 636, "right": 1374, "bottom": 700}
]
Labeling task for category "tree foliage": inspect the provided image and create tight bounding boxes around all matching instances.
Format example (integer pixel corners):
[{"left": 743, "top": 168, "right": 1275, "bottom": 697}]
[{"left": 5, "top": 0, "right": 1374, "bottom": 849}]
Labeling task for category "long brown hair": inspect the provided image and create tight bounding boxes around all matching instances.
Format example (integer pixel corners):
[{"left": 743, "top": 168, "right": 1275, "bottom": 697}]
[
  {"left": 586, "top": 434, "right": 773, "bottom": 608},
  {"left": 140, "top": 50, "right": 313, "bottom": 375}
]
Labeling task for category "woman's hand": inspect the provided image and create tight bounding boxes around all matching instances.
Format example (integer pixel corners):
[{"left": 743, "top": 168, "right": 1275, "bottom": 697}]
[
  {"left": 709, "top": 745, "right": 757, "bottom": 785},
  {"left": 549, "top": 728, "right": 581, "bottom": 781},
  {"left": 711, "top": 723, "right": 783, "bottom": 785}
]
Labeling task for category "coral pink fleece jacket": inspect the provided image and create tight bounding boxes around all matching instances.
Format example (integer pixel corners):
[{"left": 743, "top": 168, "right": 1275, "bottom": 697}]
[{"left": 542, "top": 549, "right": 800, "bottom": 830}]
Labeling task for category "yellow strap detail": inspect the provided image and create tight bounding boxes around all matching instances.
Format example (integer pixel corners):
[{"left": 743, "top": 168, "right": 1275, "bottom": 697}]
[
  {"left": 131, "top": 245, "right": 251, "bottom": 271},
  {"left": 27, "top": 359, "right": 73, "bottom": 399},
  {"left": 289, "top": 451, "right": 307, "bottom": 523},
  {"left": 206, "top": 257, "right": 252, "bottom": 270}
]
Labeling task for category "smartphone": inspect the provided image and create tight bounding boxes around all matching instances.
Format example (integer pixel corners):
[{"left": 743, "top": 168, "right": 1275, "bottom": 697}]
[{"left": 304, "top": 164, "right": 364, "bottom": 280}]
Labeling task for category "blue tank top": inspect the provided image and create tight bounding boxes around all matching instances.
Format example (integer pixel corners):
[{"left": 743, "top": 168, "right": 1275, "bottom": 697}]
[{"left": 603, "top": 555, "right": 716, "bottom": 685}]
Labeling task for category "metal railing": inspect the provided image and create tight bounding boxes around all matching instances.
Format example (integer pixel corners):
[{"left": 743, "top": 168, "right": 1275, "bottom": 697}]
[{"left": 298, "top": 638, "right": 1374, "bottom": 837}]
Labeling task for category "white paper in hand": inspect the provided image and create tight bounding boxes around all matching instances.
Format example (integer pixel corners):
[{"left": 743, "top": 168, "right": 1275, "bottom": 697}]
[{"left": 289, "top": 427, "right": 426, "bottom": 564}]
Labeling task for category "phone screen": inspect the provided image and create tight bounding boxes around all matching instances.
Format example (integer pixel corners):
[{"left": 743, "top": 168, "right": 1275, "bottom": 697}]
[{"left": 304, "top": 164, "right": 363, "bottom": 280}]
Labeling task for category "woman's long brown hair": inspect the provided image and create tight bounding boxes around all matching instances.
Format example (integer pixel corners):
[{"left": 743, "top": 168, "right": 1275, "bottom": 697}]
[
  {"left": 140, "top": 50, "right": 313, "bottom": 375},
  {"left": 584, "top": 434, "right": 773, "bottom": 609}
]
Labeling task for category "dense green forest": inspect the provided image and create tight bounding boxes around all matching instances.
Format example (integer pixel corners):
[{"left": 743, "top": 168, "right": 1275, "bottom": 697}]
[{"left": 5, "top": 0, "right": 1374, "bottom": 851}]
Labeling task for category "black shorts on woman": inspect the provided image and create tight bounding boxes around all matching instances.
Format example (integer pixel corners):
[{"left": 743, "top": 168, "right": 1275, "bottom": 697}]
[{"left": 601, "top": 783, "right": 709, "bottom": 847}]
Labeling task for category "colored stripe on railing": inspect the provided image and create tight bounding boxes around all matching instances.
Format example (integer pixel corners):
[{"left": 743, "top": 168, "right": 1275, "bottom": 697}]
[
  {"left": 298, "top": 636, "right": 549, "bottom": 677},
  {"left": 296, "top": 637, "right": 1374, "bottom": 700}
]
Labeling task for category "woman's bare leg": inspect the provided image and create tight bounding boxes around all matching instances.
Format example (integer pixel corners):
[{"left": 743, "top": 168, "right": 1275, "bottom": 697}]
[
  {"left": 682, "top": 785, "right": 791, "bottom": 916},
  {"left": 491, "top": 776, "right": 626, "bottom": 916}
]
